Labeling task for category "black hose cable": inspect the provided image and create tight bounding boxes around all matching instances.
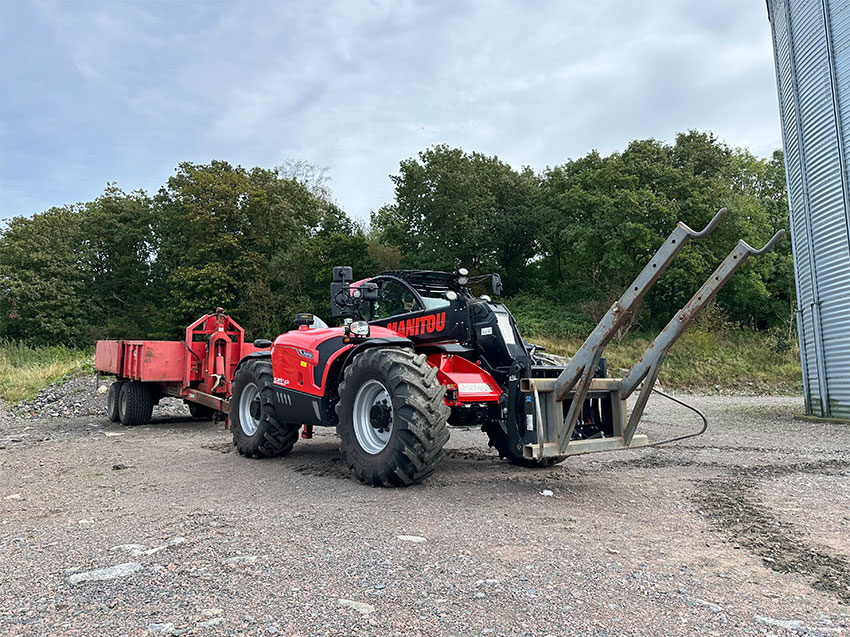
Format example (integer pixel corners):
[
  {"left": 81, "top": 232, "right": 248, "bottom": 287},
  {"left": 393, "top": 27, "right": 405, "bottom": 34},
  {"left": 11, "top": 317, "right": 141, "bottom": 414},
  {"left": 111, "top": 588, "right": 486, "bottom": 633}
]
[
  {"left": 184, "top": 341, "right": 203, "bottom": 371},
  {"left": 644, "top": 388, "right": 709, "bottom": 447}
]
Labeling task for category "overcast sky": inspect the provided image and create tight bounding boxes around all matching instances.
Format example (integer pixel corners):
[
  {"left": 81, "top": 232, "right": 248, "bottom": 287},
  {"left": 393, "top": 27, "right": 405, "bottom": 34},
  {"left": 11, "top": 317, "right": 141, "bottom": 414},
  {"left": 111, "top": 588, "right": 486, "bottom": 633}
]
[{"left": 0, "top": 0, "right": 781, "bottom": 223}]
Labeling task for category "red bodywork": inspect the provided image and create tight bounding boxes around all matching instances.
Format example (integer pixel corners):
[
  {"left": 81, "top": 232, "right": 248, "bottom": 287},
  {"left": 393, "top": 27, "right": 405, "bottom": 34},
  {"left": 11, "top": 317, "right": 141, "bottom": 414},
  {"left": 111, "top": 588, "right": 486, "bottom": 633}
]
[
  {"left": 269, "top": 324, "right": 501, "bottom": 407},
  {"left": 426, "top": 353, "right": 501, "bottom": 406},
  {"left": 270, "top": 324, "right": 397, "bottom": 396},
  {"left": 95, "top": 309, "right": 502, "bottom": 420},
  {"left": 94, "top": 311, "right": 263, "bottom": 413}
]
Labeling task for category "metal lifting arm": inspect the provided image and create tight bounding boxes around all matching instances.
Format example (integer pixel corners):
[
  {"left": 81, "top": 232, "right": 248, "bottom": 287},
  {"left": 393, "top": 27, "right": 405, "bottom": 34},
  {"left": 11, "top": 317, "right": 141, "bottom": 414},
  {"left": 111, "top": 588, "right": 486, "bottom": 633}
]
[
  {"left": 553, "top": 208, "right": 727, "bottom": 453},
  {"left": 620, "top": 229, "right": 786, "bottom": 445}
]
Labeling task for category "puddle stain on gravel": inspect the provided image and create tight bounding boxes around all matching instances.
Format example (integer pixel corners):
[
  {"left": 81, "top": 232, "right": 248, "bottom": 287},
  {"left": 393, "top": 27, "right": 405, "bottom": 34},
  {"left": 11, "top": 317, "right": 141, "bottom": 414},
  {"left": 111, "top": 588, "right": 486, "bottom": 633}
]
[
  {"left": 291, "top": 457, "right": 350, "bottom": 480},
  {"left": 692, "top": 459, "right": 850, "bottom": 605},
  {"left": 201, "top": 442, "right": 233, "bottom": 454}
]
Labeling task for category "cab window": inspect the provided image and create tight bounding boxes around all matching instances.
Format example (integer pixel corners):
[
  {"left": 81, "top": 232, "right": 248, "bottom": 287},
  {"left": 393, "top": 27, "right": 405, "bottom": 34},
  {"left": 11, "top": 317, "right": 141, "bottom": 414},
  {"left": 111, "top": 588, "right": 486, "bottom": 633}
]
[{"left": 370, "top": 279, "right": 423, "bottom": 320}]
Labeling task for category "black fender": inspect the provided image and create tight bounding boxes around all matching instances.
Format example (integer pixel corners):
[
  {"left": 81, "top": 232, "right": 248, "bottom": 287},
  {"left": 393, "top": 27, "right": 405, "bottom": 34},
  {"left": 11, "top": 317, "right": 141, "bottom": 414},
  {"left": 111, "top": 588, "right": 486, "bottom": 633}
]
[
  {"left": 332, "top": 336, "right": 414, "bottom": 388},
  {"left": 348, "top": 336, "right": 413, "bottom": 358},
  {"left": 234, "top": 350, "right": 271, "bottom": 375}
]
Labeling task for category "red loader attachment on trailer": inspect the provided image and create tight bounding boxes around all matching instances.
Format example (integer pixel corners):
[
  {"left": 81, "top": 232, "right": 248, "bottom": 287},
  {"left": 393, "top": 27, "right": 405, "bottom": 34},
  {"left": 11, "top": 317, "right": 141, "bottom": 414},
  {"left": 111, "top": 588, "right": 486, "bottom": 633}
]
[{"left": 95, "top": 309, "right": 265, "bottom": 425}]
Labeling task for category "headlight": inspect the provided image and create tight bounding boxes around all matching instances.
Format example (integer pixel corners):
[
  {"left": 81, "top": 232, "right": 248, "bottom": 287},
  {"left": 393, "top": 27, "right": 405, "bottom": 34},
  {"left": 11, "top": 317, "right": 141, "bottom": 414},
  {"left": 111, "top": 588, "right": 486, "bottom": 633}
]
[{"left": 349, "top": 321, "right": 370, "bottom": 337}]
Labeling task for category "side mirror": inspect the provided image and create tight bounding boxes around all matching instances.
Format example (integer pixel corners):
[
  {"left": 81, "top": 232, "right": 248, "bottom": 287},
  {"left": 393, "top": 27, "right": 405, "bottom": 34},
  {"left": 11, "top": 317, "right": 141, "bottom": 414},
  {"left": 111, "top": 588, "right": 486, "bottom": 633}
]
[
  {"left": 331, "top": 266, "right": 354, "bottom": 318},
  {"left": 332, "top": 265, "right": 353, "bottom": 282},
  {"left": 492, "top": 274, "right": 503, "bottom": 296},
  {"left": 360, "top": 282, "right": 378, "bottom": 301}
]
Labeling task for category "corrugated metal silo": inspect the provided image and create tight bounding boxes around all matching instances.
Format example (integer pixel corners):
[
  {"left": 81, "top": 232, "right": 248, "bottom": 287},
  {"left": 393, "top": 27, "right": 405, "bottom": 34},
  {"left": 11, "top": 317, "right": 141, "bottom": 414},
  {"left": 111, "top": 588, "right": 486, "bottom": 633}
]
[{"left": 767, "top": 0, "right": 850, "bottom": 418}]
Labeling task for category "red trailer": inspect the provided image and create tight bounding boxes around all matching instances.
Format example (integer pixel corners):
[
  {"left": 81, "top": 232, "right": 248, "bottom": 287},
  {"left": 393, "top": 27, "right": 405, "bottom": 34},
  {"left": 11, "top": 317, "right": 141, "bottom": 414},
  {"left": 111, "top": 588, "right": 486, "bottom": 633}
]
[{"left": 94, "top": 309, "right": 264, "bottom": 425}]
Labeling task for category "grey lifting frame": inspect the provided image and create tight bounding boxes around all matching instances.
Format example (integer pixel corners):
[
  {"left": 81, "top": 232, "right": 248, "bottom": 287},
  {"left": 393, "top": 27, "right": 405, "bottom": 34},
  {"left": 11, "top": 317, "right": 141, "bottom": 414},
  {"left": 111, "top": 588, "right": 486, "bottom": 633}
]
[{"left": 520, "top": 208, "right": 785, "bottom": 461}]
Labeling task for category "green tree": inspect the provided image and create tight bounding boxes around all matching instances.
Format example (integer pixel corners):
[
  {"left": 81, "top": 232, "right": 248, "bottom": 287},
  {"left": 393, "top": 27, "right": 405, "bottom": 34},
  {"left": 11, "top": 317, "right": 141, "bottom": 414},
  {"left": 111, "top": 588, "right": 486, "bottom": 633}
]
[
  {"left": 79, "top": 185, "right": 157, "bottom": 339},
  {"left": 534, "top": 132, "right": 793, "bottom": 329},
  {"left": 0, "top": 207, "right": 88, "bottom": 344},
  {"left": 372, "top": 145, "right": 538, "bottom": 293},
  {"left": 152, "top": 160, "right": 366, "bottom": 338}
]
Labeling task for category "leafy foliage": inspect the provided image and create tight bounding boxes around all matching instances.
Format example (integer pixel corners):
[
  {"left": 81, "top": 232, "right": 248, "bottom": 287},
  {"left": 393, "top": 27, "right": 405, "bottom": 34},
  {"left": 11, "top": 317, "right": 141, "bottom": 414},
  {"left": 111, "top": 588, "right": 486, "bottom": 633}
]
[{"left": 0, "top": 132, "right": 793, "bottom": 350}]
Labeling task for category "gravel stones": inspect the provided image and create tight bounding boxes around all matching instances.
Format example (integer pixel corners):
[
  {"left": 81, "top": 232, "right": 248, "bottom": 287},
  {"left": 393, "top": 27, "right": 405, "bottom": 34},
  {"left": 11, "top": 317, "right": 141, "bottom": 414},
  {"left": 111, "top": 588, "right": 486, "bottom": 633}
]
[
  {"left": 0, "top": 392, "right": 848, "bottom": 635},
  {"left": 10, "top": 375, "right": 189, "bottom": 420},
  {"left": 67, "top": 562, "right": 142, "bottom": 585},
  {"left": 337, "top": 599, "right": 375, "bottom": 614}
]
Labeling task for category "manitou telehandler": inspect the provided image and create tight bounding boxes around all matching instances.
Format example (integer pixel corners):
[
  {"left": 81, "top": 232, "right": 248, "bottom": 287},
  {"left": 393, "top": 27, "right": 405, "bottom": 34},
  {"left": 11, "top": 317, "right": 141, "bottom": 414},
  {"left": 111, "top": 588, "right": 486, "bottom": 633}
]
[{"left": 96, "top": 208, "right": 784, "bottom": 486}]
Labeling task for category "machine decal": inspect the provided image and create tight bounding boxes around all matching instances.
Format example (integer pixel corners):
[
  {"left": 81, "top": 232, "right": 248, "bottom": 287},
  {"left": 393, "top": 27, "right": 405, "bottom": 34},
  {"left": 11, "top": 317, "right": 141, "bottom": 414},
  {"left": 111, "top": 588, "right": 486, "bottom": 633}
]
[{"left": 385, "top": 312, "right": 446, "bottom": 337}]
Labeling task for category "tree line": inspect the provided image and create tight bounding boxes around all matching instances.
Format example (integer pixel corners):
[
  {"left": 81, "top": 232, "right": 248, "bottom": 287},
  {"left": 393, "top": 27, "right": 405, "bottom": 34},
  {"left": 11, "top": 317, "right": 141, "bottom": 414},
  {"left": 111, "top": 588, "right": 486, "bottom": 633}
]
[{"left": 0, "top": 131, "right": 793, "bottom": 346}]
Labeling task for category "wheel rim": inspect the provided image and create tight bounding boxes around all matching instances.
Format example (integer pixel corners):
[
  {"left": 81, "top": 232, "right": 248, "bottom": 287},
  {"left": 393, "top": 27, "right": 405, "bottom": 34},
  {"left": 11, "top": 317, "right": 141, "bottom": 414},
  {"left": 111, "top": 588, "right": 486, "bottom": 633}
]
[
  {"left": 239, "top": 383, "right": 261, "bottom": 436},
  {"left": 119, "top": 386, "right": 128, "bottom": 416},
  {"left": 353, "top": 379, "right": 393, "bottom": 454}
]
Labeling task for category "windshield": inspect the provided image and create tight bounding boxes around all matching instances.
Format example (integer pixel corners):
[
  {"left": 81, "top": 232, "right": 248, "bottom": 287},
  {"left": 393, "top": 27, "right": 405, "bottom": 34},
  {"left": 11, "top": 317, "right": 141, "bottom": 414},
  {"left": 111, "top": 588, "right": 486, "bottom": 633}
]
[{"left": 420, "top": 293, "right": 450, "bottom": 311}]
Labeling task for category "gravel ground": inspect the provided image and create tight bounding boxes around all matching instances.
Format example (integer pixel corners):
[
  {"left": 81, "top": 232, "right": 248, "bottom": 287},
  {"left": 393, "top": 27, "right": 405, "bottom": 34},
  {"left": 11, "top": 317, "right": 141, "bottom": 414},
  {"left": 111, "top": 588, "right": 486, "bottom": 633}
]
[{"left": 0, "top": 381, "right": 848, "bottom": 636}]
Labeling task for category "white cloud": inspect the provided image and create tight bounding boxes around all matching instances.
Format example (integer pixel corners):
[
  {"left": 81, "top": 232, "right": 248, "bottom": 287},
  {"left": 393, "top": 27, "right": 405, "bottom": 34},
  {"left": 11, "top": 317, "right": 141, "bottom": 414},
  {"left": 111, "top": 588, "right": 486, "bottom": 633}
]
[{"left": 1, "top": 0, "right": 781, "bottom": 221}]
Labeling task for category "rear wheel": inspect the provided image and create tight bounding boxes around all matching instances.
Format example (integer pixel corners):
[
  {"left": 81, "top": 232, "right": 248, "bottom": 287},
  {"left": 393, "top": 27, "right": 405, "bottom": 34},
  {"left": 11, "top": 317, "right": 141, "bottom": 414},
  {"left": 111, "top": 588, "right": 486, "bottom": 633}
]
[
  {"left": 106, "top": 381, "right": 125, "bottom": 422},
  {"left": 118, "top": 381, "right": 153, "bottom": 426},
  {"left": 231, "top": 359, "right": 300, "bottom": 458},
  {"left": 336, "top": 348, "right": 450, "bottom": 487}
]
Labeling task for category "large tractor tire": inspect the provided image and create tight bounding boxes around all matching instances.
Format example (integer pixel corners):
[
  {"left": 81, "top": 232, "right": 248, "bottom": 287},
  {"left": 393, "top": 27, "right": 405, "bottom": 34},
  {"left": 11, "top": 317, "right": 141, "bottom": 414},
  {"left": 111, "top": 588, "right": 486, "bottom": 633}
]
[
  {"left": 336, "top": 348, "right": 450, "bottom": 487},
  {"left": 188, "top": 402, "right": 217, "bottom": 420},
  {"left": 231, "top": 359, "right": 300, "bottom": 458},
  {"left": 482, "top": 420, "right": 566, "bottom": 467},
  {"left": 106, "top": 381, "right": 125, "bottom": 422},
  {"left": 118, "top": 381, "right": 153, "bottom": 426}
]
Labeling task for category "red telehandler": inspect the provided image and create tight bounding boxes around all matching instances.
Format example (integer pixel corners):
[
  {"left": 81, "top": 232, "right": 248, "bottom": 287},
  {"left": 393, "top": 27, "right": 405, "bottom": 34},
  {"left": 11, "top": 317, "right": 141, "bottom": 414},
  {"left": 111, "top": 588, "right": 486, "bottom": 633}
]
[{"left": 96, "top": 209, "right": 784, "bottom": 486}]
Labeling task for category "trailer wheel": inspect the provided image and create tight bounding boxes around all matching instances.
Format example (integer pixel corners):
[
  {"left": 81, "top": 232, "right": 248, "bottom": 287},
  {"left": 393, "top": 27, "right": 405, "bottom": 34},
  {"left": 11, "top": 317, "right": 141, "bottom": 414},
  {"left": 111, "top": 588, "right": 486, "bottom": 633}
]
[
  {"left": 106, "top": 381, "right": 125, "bottom": 422},
  {"left": 336, "top": 348, "right": 450, "bottom": 487},
  {"left": 482, "top": 420, "right": 566, "bottom": 467},
  {"left": 118, "top": 381, "right": 153, "bottom": 426},
  {"left": 188, "top": 402, "right": 217, "bottom": 420},
  {"left": 231, "top": 359, "right": 300, "bottom": 458}
]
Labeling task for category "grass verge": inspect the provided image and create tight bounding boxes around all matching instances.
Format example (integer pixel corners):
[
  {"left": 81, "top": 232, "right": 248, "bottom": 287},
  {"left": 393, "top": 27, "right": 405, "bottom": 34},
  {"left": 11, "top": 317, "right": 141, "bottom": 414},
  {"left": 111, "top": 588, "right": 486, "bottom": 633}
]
[
  {"left": 0, "top": 340, "right": 93, "bottom": 404},
  {"left": 0, "top": 323, "right": 803, "bottom": 403},
  {"left": 528, "top": 327, "right": 802, "bottom": 394}
]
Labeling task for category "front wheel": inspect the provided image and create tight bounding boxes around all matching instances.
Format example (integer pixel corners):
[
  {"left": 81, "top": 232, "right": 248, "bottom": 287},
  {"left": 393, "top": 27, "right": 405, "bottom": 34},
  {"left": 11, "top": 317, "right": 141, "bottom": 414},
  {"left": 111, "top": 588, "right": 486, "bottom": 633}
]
[
  {"left": 336, "top": 348, "right": 450, "bottom": 487},
  {"left": 231, "top": 359, "right": 300, "bottom": 458}
]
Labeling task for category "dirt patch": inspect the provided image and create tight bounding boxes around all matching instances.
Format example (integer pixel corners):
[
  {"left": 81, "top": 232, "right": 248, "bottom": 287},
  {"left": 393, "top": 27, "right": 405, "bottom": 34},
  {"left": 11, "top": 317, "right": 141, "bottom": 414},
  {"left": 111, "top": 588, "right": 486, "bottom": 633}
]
[
  {"left": 201, "top": 441, "right": 234, "bottom": 454},
  {"left": 693, "top": 460, "right": 850, "bottom": 604}
]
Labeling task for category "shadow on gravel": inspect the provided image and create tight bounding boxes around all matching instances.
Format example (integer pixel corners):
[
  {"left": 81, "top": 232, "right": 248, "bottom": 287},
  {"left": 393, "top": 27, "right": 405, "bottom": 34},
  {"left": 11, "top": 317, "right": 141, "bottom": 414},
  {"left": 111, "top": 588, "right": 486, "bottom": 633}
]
[{"left": 692, "top": 459, "right": 850, "bottom": 605}]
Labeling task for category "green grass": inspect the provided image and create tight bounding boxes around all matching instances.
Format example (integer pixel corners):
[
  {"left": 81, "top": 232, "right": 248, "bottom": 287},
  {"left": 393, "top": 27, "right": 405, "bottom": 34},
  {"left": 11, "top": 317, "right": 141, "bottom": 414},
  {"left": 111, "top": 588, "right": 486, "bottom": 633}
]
[
  {"left": 0, "top": 340, "right": 93, "bottom": 404},
  {"left": 528, "top": 327, "right": 802, "bottom": 393},
  {"left": 0, "top": 319, "right": 803, "bottom": 403}
]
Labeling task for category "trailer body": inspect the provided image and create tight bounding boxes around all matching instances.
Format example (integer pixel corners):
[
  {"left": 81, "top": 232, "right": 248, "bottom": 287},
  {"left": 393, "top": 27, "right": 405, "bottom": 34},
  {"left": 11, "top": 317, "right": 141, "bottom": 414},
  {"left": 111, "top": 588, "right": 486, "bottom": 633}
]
[{"left": 95, "top": 311, "right": 264, "bottom": 421}]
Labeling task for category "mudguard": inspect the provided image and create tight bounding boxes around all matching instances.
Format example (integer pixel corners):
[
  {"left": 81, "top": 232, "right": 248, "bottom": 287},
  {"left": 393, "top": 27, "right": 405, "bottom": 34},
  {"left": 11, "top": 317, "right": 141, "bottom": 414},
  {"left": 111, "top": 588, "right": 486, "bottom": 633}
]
[{"left": 234, "top": 349, "right": 271, "bottom": 374}]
